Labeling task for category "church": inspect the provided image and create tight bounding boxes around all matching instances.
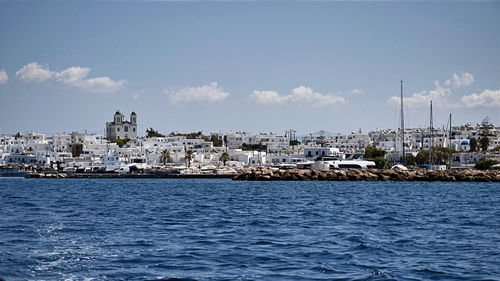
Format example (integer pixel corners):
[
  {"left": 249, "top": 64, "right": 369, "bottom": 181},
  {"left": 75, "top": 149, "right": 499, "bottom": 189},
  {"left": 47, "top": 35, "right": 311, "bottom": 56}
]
[{"left": 105, "top": 111, "right": 137, "bottom": 140}]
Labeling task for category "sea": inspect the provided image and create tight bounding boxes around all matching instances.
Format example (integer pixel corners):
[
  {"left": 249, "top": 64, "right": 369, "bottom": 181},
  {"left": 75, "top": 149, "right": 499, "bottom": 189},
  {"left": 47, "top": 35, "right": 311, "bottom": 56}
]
[{"left": 0, "top": 178, "right": 499, "bottom": 281}]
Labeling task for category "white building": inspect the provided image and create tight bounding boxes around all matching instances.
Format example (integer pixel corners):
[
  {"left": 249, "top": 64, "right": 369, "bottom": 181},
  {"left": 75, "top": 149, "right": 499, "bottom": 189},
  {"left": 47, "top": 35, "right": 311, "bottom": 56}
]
[{"left": 106, "top": 111, "right": 137, "bottom": 140}]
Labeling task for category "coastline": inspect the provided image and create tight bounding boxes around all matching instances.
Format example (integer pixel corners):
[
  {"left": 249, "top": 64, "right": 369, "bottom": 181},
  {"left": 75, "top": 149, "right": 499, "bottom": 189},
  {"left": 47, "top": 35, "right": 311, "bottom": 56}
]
[
  {"left": 21, "top": 168, "right": 500, "bottom": 182},
  {"left": 24, "top": 172, "right": 234, "bottom": 179},
  {"left": 232, "top": 168, "right": 500, "bottom": 182}
]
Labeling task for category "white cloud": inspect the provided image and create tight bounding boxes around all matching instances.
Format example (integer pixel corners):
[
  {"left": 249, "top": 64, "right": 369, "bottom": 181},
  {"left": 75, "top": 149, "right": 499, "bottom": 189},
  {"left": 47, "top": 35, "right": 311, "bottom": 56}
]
[
  {"left": 249, "top": 86, "right": 345, "bottom": 106},
  {"left": 132, "top": 90, "right": 145, "bottom": 100},
  {"left": 460, "top": 89, "right": 500, "bottom": 108},
  {"left": 15, "top": 62, "right": 126, "bottom": 93},
  {"left": 249, "top": 90, "right": 287, "bottom": 104},
  {"left": 350, "top": 89, "right": 365, "bottom": 95},
  {"left": 55, "top": 66, "right": 90, "bottom": 86},
  {"left": 388, "top": 80, "right": 453, "bottom": 108},
  {"left": 166, "top": 82, "right": 230, "bottom": 104},
  {"left": 0, "top": 69, "right": 8, "bottom": 84},
  {"left": 16, "top": 62, "right": 54, "bottom": 83},
  {"left": 387, "top": 72, "right": 475, "bottom": 108},
  {"left": 445, "top": 72, "right": 474, "bottom": 89}
]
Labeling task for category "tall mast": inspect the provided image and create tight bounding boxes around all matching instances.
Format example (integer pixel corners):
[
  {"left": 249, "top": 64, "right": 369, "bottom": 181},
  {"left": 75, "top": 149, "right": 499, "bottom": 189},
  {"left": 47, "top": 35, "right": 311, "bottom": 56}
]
[
  {"left": 448, "top": 113, "right": 452, "bottom": 170},
  {"left": 400, "top": 80, "right": 405, "bottom": 165},
  {"left": 429, "top": 100, "right": 433, "bottom": 168}
]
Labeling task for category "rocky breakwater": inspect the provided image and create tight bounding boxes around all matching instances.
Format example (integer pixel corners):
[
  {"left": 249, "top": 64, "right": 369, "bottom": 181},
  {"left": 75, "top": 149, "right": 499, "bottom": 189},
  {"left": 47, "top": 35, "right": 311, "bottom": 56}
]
[{"left": 232, "top": 167, "right": 500, "bottom": 182}]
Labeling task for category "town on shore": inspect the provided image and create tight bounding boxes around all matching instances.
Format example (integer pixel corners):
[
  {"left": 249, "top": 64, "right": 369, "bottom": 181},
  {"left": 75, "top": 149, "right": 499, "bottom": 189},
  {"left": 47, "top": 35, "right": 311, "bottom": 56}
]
[{"left": 1, "top": 111, "right": 500, "bottom": 177}]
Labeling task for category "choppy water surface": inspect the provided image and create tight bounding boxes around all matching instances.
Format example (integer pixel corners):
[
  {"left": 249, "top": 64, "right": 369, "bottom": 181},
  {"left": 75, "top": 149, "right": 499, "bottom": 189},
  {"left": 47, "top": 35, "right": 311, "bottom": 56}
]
[{"left": 0, "top": 178, "right": 499, "bottom": 280}]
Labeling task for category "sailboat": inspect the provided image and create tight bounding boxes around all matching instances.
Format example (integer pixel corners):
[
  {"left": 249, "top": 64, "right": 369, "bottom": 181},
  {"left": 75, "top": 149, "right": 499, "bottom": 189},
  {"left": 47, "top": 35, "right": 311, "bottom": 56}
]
[{"left": 391, "top": 80, "right": 408, "bottom": 170}]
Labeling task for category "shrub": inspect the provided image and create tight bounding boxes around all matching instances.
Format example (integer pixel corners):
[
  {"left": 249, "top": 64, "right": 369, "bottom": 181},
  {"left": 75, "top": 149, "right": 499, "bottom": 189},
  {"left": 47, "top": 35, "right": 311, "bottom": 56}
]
[{"left": 474, "top": 159, "right": 498, "bottom": 170}]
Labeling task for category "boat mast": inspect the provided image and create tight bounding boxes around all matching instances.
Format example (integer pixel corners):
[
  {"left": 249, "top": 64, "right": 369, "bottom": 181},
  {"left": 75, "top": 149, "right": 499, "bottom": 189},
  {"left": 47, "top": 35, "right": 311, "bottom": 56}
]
[
  {"left": 448, "top": 113, "right": 452, "bottom": 170},
  {"left": 400, "top": 80, "right": 405, "bottom": 165},
  {"left": 429, "top": 100, "right": 433, "bottom": 168}
]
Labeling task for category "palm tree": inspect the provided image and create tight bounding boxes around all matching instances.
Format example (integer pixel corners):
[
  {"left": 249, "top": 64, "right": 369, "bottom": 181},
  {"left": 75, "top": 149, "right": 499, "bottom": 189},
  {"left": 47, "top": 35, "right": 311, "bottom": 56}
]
[
  {"left": 185, "top": 150, "right": 194, "bottom": 167},
  {"left": 220, "top": 152, "right": 230, "bottom": 166},
  {"left": 160, "top": 149, "right": 171, "bottom": 165}
]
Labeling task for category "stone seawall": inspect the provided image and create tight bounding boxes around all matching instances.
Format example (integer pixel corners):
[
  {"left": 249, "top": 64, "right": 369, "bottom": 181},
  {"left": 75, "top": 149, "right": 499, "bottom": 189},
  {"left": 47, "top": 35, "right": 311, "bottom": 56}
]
[
  {"left": 25, "top": 173, "right": 234, "bottom": 179},
  {"left": 232, "top": 168, "right": 500, "bottom": 182}
]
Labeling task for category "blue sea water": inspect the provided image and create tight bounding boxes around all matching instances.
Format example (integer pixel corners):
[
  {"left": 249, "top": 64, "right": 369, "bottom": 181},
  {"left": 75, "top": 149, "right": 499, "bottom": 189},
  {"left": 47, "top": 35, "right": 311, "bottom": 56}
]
[{"left": 0, "top": 178, "right": 499, "bottom": 281}]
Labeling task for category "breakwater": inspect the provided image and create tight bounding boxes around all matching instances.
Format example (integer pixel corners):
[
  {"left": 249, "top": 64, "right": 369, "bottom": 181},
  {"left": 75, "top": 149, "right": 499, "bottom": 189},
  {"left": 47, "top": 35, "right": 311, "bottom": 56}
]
[
  {"left": 25, "top": 172, "right": 234, "bottom": 179},
  {"left": 232, "top": 167, "right": 500, "bottom": 182}
]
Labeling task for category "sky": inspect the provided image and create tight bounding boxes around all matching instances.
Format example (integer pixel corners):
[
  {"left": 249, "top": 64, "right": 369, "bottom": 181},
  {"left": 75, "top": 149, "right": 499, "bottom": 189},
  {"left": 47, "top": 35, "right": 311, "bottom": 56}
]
[{"left": 0, "top": 1, "right": 499, "bottom": 136}]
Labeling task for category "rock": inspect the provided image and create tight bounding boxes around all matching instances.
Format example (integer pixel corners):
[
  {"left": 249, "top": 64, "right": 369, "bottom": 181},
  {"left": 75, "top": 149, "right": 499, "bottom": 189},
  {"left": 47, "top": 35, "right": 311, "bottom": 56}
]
[
  {"left": 327, "top": 172, "right": 338, "bottom": 181},
  {"left": 230, "top": 167, "right": 500, "bottom": 182},
  {"left": 379, "top": 174, "right": 391, "bottom": 181}
]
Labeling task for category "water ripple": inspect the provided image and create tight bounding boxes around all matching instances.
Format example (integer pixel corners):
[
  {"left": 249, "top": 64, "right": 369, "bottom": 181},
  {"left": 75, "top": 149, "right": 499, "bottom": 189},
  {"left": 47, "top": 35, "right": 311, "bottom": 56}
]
[{"left": 0, "top": 178, "right": 499, "bottom": 280}]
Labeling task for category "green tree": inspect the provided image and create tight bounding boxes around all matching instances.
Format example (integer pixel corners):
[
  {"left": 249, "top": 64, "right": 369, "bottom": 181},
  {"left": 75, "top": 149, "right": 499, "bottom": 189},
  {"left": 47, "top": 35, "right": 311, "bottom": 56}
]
[
  {"left": 478, "top": 117, "right": 494, "bottom": 152},
  {"left": 160, "top": 149, "right": 171, "bottom": 165},
  {"left": 479, "top": 117, "right": 494, "bottom": 136},
  {"left": 289, "top": 140, "right": 301, "bottom": 146},
  {"left": 415, "top": 149, "right": 450, "bottom": 166},
  {"left": 210, "top": 134, "right": 223, "bottom": 147},
  {"left": 474, "top": 159, "right": 498, "bottom": 170},
  {"left": 220, "top": 152, "right": 230, "bottom": 166},
  {"left": 469, "top": 138, "right": 478, "bottom": 152},
  {"left": 241, "top": 143, "right": 267, "bottom": 151},
  {"left": 185, "top": 150, "right": 194, "bottom": 167},
  {"left": 110, "top": 138, "right": 131, "bottom": 148},
  {"left": 373, "top": 157, "right": 389, "bottom": 169},
  {"left": 479, "top": 136, "right": 490, "bottom": 152},
  {"left": 405, "top": 154, "right": 416, "bottom": 167},
  {"left": 146, "top": 128, "right": 165, "bottom": 138},
  {"left": 364, "top": 147, "right": 386, "bottom": 159}
]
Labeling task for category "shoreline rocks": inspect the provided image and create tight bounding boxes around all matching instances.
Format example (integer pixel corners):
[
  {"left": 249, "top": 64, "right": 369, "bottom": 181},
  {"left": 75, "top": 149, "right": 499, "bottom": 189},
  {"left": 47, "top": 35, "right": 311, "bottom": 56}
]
[
  {"left": 232, "top": 168, "right": 500, "bottom": 182},
  {"left": 25, "top": 172, "right": 234, "bottom": 179}
]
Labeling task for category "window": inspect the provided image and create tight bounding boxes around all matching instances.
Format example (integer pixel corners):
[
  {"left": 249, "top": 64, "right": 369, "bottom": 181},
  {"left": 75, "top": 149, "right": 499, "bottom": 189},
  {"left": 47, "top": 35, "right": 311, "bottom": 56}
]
[
  {"left": 125, "top": 126, "right": 128, "bottom": 132},
  {"left": 117, "top": 127, "right": 120, "bottom": 132},
  {"left": 133, "top": 128, "right": 136, "bottom": 132}
]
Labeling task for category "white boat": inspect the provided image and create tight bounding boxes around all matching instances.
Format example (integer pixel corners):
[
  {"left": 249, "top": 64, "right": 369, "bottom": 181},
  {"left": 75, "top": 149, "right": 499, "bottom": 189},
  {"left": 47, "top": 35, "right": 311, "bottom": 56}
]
[
  {"left": 322, "top": 159, "right": 376, "bottom": 169},
  {"left": 296, "top": 160, "right": 315, "bottom": 169},
  {"left": 391, "top": 164, "right": 408, "bottom": 171}
]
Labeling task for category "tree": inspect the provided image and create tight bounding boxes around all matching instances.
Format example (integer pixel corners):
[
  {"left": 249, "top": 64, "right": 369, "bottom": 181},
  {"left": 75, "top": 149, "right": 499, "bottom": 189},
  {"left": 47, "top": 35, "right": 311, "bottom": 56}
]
[
  {"left": 478, "top": 117, "right": 493, "bottom": 152},
  {"left": 405, "top": 154, "right": 416, "bottom": 167},
  {"left": 160, "top": 149, "right": 171, "bottom": 165},
  {"left": 373, "top": 157, "right": 389, "bottom": 169},
  {"left": 415, "top": 149, "right": 450, "bottom": 166},
  {"left": 110, "top": 138, "right": 131, "bottom": 148},
  {"left": 316, "top": 135, "right": 328, "bottom": 147},
  {"left": 479, "top": 117, "right": 494, "bottom": 136},
  {"left": 185, "top": 150, "right": 194, "bottom": 167},
  {"left": 469, "top": 138, "right": 478, "bottom": 152},
  {"left": 474, "top": 159, "right": 498, "bottom": 170},
  {"left": 146, "top": 127, "right": 165, "bottom": 138},
  {"left": 210, "top": 134, "right": 223, "bottom": 147},
  {"left": 479, "top": 136, "right": 490, "bottom": 152},
  {"left": 220, "top": 152, "right": 230, "bottom": 166},
  {"left": 241, "top": 143, "right": 267, "bottom": 151},
  {"left": 364, "top": 147, "right": 386, "bottom": 159}
]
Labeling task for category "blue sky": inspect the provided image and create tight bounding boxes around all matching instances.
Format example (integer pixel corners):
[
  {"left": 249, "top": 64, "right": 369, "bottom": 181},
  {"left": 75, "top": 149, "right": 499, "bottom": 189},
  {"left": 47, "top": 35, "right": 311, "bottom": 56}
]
[{"left": 0, "top": 1, "right": 499, "bottom": 136}]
